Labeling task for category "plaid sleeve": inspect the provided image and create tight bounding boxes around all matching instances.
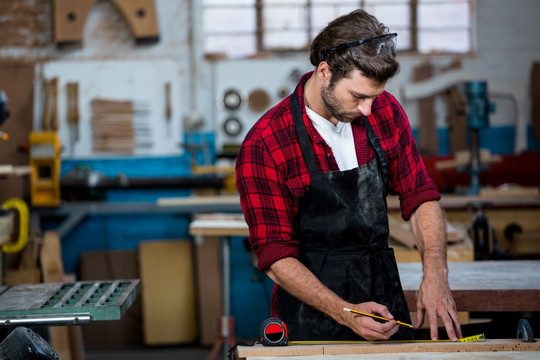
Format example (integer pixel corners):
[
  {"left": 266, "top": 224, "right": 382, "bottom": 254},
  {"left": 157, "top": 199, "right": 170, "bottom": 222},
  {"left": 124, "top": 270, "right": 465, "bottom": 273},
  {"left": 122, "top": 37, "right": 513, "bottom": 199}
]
[
  {"left": 375, "top": 93, "right": 441, "bottom": 220},
  {"left": 236, "top": 129, "right": 300, "bottom": 271}
]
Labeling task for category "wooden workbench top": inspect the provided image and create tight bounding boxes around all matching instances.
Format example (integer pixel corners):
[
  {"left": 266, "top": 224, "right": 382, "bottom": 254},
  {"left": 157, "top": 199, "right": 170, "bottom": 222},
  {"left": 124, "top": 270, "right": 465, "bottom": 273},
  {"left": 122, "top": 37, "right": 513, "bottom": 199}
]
[
  {"left": 399, "top": 260, "right": 540, "bottom": 291},
  {"left": 237, "top": 339, "right": 540, "bottom": 359},
  {"left": 399, "top": 260, "right": 540, "bottom": 312},
  {"left": 160, "top": 191, "right": 540, "bottom": 213}
]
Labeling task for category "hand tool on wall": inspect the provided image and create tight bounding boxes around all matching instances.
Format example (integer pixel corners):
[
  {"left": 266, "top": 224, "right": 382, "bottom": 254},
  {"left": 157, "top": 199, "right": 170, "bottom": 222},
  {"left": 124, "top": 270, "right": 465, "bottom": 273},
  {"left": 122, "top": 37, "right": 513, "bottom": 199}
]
[
  {"left": 1, "top": 198, "right": 29, "bottom": 254},
  {"left": 67, "top": 82, "right": 80, "bottom": 155},
  {"left": 43, "top": 78, "right": 59, "bottom": 131},
  {"left": 165, "top": 82, "right": 171, "bottom": 138},
  {"left": 29, "top": 132, "right": 61, "bottom": 207}
]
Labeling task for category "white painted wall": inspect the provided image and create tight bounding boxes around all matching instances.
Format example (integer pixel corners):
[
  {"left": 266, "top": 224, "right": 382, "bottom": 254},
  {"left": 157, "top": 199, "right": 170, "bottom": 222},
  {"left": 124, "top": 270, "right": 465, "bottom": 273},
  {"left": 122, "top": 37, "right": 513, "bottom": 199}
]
[
  {"left": 2, "top": 0, "right": 192, "bottom": 158},
  {"left": 2, "top": 0, "right": 539, "bottom": 157}
]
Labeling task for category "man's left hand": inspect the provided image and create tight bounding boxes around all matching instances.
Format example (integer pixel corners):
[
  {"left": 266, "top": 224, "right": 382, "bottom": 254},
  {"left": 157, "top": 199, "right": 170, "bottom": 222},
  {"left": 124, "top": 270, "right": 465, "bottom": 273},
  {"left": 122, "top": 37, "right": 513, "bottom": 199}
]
[{"left": 415, "top": 272, "right": 462, "bottom": 341}]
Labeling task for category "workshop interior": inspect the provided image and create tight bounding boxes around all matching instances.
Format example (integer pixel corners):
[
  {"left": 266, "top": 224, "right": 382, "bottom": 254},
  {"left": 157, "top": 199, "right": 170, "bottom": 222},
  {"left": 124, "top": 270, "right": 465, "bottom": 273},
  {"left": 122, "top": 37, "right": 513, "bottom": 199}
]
[{"left": 0, "top": 0, "right": 540, "bottom": 359}]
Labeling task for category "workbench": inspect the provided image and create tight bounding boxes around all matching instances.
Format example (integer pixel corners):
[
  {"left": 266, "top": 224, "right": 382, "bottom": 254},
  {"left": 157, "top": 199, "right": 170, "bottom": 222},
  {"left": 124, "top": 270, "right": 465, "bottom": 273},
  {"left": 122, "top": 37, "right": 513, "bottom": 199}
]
[
  {"left": 189, "top": 213, "right": 540, "bottom": 312},
  {"left": 189, "top": 211, "right": 540, "bottom": 359},
  {"left": 32, "top": 192, "right": 540, "bottom": 239},
  {"left": 400, "top": 260, "right": 540, "bottom": 312},
  {"left": 236, "top": 340, "right": 540, "bottom": 359}
]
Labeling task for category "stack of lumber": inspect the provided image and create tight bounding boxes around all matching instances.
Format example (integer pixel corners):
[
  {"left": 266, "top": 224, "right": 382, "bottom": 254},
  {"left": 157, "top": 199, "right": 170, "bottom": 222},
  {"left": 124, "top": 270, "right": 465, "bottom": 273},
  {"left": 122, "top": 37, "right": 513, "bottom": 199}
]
[
  {"left": 388, "top": 215, "right": 467, "bottom": 249},
  {"left": 91, "top": 99, "right": 135, "bottom": 154}
]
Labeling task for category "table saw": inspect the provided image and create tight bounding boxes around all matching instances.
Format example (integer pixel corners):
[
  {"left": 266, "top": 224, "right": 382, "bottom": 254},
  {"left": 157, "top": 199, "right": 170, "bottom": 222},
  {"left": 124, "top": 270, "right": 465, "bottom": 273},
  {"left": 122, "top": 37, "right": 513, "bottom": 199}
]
[{"left": 0, "top": 279, "right": 139, "bottom": 327}]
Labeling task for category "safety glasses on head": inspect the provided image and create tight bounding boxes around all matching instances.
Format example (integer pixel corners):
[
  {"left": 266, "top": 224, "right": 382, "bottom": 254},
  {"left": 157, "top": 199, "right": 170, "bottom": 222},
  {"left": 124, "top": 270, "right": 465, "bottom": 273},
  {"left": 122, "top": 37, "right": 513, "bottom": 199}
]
[{"left": 325, "top": 33, "right": 398, "bottom": 58}]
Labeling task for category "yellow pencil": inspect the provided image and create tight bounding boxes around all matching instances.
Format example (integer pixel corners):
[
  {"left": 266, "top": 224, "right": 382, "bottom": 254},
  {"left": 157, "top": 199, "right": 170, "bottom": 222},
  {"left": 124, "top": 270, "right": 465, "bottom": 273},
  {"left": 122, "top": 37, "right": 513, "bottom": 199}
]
[{"left": 343, "top": 307, "right": 414, "bottom": 328}]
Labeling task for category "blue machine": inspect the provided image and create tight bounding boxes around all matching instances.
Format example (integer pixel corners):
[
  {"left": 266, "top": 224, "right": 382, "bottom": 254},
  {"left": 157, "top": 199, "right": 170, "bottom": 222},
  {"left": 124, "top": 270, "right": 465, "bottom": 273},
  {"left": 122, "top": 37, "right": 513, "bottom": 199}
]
[{"left": 463, "top": 80, "right": 496, "bottom": 194}]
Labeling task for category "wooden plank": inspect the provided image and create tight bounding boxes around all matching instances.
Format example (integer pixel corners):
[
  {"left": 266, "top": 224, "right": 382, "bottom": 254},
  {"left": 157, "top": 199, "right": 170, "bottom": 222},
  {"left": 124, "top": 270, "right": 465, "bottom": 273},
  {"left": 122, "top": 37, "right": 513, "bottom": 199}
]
[
  {"left": 110, "top": 0, "right": 160, "bottom": 41},
  {"left": 414, "top": 61, "right": 438, "bottom": 155},
  {"left": 53, "top": 0, "right": 97, "bottom": 44},
  {"left": 139, "top": 240, "right": 197, "bottom": 345},
  {"left": 441, "top": 59, "right": 467, "bottom": 153},
  {"left": 387, "top": 215, "right": 416, "bottom": 249},
  {"left": 391, "top": 233, "right": 473, "bottom": 264},
  {"left": 189, "top": 218, "right": 249, "bottom": 237},
  {"left": 158, "top": 195, "right": 241, "bottom": 207},
  {"left": 194, "top": 236, "right": 223, "bottom": 346},
  {"left": 511, "top": 232, "right": 540, "bottom": 256},
  {"left": 91, "top": 98, "right": 135, "bottom": 153},
  {"left": 40, "top": 231, "right": 64, "bottom": 283},
  {"left": 238, "top": 340, "right": 540, "bottom": 358},
  {"left": 240, "top": 352, "right": 540, "bottom": 360},
  {"left": 40, "top": 230, "right": 72, "bottom": 360}
]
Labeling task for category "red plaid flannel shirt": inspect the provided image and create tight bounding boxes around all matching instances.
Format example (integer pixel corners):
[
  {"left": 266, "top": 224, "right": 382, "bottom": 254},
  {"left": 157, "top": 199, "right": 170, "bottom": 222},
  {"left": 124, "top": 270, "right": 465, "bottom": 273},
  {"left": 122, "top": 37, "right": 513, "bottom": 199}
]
[{"left": 236, "top": 72, "right": 440, "bottom": 271}]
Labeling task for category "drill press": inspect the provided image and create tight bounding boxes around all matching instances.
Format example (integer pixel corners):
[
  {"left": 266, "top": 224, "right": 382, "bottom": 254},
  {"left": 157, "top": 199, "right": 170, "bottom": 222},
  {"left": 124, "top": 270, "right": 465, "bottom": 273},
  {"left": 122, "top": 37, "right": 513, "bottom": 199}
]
[{"left": 462, "top": 80, "right": 495, "bottom": 195}]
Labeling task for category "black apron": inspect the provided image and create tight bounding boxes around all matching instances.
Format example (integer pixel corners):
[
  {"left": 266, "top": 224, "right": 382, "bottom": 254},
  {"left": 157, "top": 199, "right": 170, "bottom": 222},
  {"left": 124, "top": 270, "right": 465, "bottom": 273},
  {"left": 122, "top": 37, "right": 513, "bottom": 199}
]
[{"left": 276, "top": 84, "right": 413, "bottom": 341}]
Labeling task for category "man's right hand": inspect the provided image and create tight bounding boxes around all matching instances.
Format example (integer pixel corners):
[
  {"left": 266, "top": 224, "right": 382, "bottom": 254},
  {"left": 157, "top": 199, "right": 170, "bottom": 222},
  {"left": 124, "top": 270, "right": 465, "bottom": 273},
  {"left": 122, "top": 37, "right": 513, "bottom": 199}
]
[
  {"left": 342, "top": 302, "right": 400, "bottom": 340},
  {"left": 267, "top": 258, "right": 399, "bottom": 341}
]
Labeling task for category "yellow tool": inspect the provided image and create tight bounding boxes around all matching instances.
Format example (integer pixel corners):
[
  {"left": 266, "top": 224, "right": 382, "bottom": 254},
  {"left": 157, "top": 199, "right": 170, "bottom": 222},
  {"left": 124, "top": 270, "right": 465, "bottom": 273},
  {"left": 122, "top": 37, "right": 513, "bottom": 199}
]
[
  {"left": 67, "top": 82, "right": 80, "bottom": 155},
  {"left": 1, "top": 198, "right": 29, "bottom": 253},
  {"left": 29, "top": 132, "right": 61, "bottom": 207}
]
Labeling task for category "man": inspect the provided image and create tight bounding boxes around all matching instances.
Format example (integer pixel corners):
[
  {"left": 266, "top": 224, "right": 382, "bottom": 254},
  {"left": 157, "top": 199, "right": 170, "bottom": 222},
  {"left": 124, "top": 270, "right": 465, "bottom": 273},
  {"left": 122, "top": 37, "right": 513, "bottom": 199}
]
[{"left": 235, "top": 9, "right": 462, "bottom": 342}]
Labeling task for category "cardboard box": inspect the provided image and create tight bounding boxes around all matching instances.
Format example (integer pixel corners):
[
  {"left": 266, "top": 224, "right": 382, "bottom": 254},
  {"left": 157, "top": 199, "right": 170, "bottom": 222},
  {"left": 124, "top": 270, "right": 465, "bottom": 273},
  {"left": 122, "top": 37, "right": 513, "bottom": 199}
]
[{"left": 139, "top": 240, "right": 197, "bottom": 345}]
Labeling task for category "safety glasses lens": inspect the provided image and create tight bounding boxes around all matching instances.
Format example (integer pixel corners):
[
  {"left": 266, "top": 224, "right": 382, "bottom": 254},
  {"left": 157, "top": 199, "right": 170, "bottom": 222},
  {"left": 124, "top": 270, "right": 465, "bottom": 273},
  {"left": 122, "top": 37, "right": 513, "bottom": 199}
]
[
  {"left": 353, "top": 36, "right": 396, "bottom": 58},
  {"left": 335, "top": 34, "right": 397, "bottom": 59}
]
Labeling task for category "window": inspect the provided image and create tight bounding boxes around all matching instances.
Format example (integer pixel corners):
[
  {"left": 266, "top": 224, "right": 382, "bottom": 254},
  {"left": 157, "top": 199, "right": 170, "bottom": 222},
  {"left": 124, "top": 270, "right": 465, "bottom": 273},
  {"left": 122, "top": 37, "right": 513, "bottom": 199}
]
[{"left": 203, "top": 0, "right": 474, "bottom": 59}]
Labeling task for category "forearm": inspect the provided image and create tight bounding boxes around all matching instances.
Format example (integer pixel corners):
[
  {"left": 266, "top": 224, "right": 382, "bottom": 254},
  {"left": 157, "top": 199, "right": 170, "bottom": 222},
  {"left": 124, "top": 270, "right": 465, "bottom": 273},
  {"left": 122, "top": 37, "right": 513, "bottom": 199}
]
[
  {"left": 265, "top": 257, "right": 350, "bottom": 326},
  {"left": 410, "top": 200, "right": 461, "bottom": 340},
  {"left": 410, "top": 200, "right": 448, "bottom": 276}
]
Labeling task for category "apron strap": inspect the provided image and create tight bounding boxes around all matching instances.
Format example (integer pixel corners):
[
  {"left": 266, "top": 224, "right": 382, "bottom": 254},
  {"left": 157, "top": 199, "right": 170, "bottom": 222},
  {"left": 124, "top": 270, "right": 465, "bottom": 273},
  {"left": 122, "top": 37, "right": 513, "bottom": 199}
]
[
  {"left": 363, "top": 116, "right": 389, "bottom": 195},
  {"left": 291, "top": 84, "right": 319, "bottom": 176}
]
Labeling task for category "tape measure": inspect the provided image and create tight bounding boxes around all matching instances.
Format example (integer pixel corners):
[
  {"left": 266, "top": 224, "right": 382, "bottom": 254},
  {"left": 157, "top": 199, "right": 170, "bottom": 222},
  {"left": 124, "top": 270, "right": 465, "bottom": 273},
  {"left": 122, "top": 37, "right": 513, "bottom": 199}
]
[
  {"left": 260, "top": 318, "right": 484, "bottom": 346},
  {"left": 458, "top": 333, "right": 486, "bottom": 342},
  {"left": 289, "top": 334, "right": 486, "bottom": 345},
  {"left": 260, "top": 317, "right": 289, "bottom": 346}
]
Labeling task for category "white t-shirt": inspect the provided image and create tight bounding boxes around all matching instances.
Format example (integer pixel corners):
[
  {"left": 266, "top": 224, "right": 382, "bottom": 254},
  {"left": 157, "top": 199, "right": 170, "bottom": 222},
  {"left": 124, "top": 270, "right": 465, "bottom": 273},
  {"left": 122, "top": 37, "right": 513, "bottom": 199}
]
[{"left": 306, "top": 106, "right": 358, "bottom": 171}]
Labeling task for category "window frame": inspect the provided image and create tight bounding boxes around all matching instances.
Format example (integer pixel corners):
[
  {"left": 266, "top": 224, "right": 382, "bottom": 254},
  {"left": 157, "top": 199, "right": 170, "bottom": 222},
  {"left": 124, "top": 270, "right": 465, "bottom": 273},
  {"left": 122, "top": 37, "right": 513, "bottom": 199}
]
[{"left": 202, "top": 0, "right": 476, "bottom": 58}]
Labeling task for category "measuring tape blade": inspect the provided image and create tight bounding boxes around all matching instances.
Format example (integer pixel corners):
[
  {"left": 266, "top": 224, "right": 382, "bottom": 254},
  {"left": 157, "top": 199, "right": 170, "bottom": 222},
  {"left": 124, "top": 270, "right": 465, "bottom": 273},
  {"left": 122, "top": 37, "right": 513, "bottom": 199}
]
[
  {"left": 260, "top": 318, "right": 485, "bottom": 346},
  {"left": 289, "top": 334, "right": 486, "bottom": 345},
  {"left": 458, "top": 333, "right": 486, "bottom": 342}
]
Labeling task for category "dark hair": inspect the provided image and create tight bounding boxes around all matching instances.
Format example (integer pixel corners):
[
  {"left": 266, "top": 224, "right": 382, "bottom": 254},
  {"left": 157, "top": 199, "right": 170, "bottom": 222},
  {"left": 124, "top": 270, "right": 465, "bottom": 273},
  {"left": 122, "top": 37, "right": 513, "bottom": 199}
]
[{"left": 309, "top": 9, "right": 399, "bottom": 84}]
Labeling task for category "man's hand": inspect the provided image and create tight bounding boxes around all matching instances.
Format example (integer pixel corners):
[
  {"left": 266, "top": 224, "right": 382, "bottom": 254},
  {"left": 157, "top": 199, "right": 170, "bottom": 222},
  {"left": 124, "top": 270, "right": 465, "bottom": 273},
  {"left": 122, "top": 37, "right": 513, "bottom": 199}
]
[
  {"left": 344, "top": 302, "right": 399, "bottom": 340},
  {"left": 267, "top": 257, "right": 399, "bottom": 341},
  {"left": 416, "top": 272, "right": 462, "bottom": 341},
  {"left": 410, "top": 200, "right": 463, "bottom": 341}
]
